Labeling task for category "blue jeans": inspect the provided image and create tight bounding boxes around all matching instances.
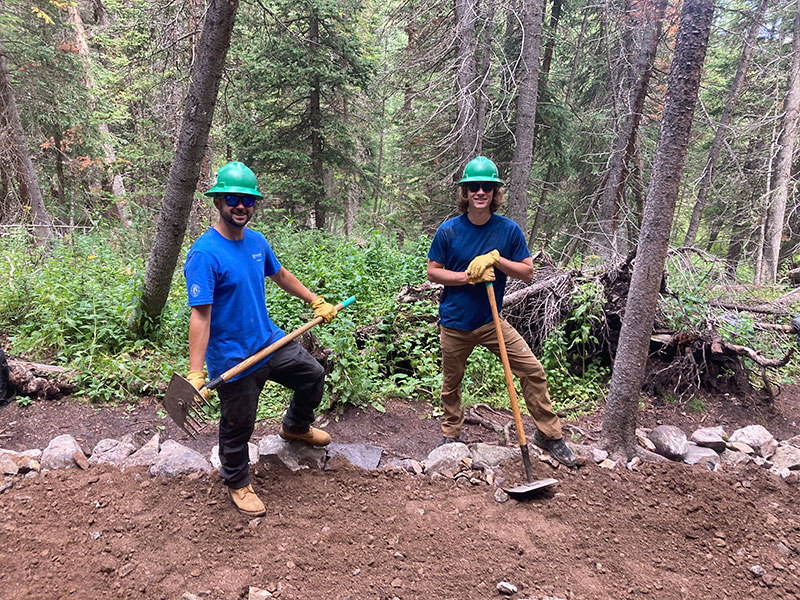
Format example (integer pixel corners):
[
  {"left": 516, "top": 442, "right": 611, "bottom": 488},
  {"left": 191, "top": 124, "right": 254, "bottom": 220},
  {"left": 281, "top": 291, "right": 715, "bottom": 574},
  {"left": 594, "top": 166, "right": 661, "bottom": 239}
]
[{"left": 216, "top": 341, "right": 325, "bottom": 488}]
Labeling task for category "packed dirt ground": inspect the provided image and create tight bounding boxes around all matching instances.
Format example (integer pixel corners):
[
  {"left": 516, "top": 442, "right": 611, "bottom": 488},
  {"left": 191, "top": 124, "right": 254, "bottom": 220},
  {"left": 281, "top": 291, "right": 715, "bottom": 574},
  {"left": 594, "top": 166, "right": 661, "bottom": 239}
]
[{"left": 1, "top": 387, "right": 799, "bottom": 600}]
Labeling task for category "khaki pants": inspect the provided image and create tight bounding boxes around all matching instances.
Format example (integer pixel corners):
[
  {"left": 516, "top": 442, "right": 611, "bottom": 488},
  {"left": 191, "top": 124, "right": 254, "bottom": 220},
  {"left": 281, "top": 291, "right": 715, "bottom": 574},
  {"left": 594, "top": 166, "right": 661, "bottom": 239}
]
[{"left": 439, "top": 320, "right": 562, "bottom": 440}]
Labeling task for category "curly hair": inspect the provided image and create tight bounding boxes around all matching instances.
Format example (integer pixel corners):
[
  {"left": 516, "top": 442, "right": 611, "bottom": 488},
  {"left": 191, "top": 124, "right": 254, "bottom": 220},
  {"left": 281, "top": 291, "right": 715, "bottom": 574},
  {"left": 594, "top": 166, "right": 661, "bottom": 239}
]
[{"left": 457, "top": 184, "right": 505, "bottom": 213}]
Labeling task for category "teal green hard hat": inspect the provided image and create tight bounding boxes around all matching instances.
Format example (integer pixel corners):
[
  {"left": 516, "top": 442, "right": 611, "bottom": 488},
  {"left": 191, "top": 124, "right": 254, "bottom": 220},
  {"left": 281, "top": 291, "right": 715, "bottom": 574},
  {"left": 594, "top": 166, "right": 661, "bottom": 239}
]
[
  {"left": 458, "top": 156, "right": 504, "bottom": 185},
  {"left": 204, "top": 161, "right": 263, "bottom": 197}
]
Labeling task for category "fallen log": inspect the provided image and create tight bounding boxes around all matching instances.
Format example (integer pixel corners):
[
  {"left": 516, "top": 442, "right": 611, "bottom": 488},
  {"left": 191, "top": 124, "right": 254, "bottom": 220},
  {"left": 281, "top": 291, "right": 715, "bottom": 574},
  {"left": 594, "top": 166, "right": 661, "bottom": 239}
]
[{"left": 7, "top": 359, "right": 75, "bottom": 400}]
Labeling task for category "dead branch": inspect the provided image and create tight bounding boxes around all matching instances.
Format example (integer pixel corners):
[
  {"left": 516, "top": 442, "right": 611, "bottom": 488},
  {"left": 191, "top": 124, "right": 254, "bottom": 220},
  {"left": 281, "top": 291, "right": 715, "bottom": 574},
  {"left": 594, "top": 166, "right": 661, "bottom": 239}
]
[
  {"left": 709, "top": 300, "right": 791, "bottom": 316},
  {"left": 7, "top": 359, "right": 75, "bottom": 400}
]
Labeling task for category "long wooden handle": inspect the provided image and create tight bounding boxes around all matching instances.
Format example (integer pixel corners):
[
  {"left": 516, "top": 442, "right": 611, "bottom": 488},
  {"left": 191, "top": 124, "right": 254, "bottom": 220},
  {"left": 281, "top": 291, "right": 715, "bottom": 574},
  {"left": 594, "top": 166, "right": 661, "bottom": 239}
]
[
  {"left": 485, "top": 282, "right": 527, "bottom": 446},
  {"left": 204, "top": 297, "right": 354, "bottom": 390}
]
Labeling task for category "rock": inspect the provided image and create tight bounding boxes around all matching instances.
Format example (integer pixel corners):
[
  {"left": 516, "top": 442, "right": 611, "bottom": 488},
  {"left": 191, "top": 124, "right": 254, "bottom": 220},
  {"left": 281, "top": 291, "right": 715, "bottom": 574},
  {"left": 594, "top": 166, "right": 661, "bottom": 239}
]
[
  {"left": 749, "top": 565, "right": 765, "bottom": 578},
  {"left": 683, "top": 445, "right": 720, "bottom": 470},
  {"left": 258, "top": 435, "right": 326, "bottom": 472},
  {"left": 497, "top": 581, "right": 517, "bottom": 595},
  {"left": 469, "top": 443, "right": 519, "bottom": 470},
  {"left": 599, "top": 459, "right": 616, "bottom": 469},
  {"left": 770, "top": 444, "right": 800, "bottom": 471},
  {"left": 648, "top": 425, "right": 689, "bottom": 460},
  {"left": 326, "top": 442, "right": 382, "bottom": 470},
  {"left": 494, "top": 488, "right": 510, "bottom": 503},
  {"left": 636, "top": 428, "right": 656, "bottom": 452},
  {"left": 248, "top": 586, "right": 273, "bottom": 599},
  {"left": 626, "top": 456, "right": 642, "bottom": 471},
  {"left": 72, "top": 451, "right": 90, "bottom": 470},
  {"left": 89, "top": 437, "right": 136, "bottom": 466},
  {"left": 729, "top": 425, "right": 777, "bottom": 458},
  {"left": 210, "top": 441, "right": 258, "bottom": 470},
  {"left": 0, "top": 449, "right": 41, "bottom": 474},
  {"left": 727, "top": 441, "right": 755, "bottom": 454},
  {"left": 690, "top": 427, "right": 727, "bottom": 452},
  {"left": 149, "top": 440, "right": 212, "bottom": 477},
  {"left": 122, "top": 434, "right": 161, "bottom": 470},
  {"left": 0, "top": 454, "right": 18, "bottom": 475},
  {"left": 591, "top": 448, "right": 609, "bottom": 463},
  {"left": 40, "top": 435, "right": 84, "bottom": 470},
  {"left": 424, "top": 442, "right": 471, "bottom": 475},
  {"left": 719, "top": 449, "right": 752, "bottom": 466},
  {"left": 782, "top": 433, "right": 800, "bottom": 448}
]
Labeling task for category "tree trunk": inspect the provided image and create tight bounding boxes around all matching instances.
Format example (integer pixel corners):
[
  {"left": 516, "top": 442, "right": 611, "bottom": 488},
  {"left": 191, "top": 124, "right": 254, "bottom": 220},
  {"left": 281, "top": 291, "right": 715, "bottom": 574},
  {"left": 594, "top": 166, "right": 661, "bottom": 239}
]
[
  {"left": 506, "top": 0, "right": 546, "bottom": 231},
  {"left": 0, "top": 41, "right": 54, "bottom": 244},
  {"left": 141, "top": 0, "right": 239, "bottom": 321},
  {"left": 454, "top": 0, "right": 480, "bottom": 167},
  {"left": 310, "top": 10, "right": 326, "bottom": 230},
  {"left": 760, "top": 0, "right": 800, "bottom": 283},
  {"left": 601, "top": 0, "right": 715, "bottom": 459},
  {"left": 594, "top": 0, "right": 667, "bottom": 260},
  {"left": 475, "top": 0, "right": 495, "bottom": 155},
  {"left": 683, "top": 0, "right": 767, "bottom": 247}
]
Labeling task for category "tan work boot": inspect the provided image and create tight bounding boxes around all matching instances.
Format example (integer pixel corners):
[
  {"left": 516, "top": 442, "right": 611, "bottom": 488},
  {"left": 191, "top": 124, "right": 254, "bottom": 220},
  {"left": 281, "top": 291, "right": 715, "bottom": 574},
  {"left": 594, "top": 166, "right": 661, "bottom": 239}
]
[
  {"left": 229, "top": 484, "right": 266, "bottom": 517},
  {"left": 278, "top": 426, "right": 331, "bottom": 447}
]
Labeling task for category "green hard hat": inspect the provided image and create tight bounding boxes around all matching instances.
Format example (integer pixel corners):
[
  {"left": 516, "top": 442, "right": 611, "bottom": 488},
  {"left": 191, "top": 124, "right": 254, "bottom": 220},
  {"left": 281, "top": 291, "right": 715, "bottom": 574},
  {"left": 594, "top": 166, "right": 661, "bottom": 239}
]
[
  {"left": 458, "top": 156, "right": 504, "bottom": 185},
  {"left": 204, "top": 161, "right": 263, "bottom": 197}
]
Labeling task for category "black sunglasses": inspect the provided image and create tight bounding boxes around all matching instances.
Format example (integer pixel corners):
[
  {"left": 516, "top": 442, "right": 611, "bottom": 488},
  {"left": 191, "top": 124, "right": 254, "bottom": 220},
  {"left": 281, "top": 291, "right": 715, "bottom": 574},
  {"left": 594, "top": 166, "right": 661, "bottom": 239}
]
[
  {"left": 466, "top": 181, "right": 496, "bottom": 193},
  {"left": 223, "top": 194, "right": 257, "bottom": 207}
]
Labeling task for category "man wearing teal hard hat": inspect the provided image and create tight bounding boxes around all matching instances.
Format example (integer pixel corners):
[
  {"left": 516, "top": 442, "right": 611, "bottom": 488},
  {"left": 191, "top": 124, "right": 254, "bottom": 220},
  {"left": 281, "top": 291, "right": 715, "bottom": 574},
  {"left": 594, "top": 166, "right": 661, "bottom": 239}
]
[
  {"left": 183, "top": 161, "right": 338, "bottom": 516},
  {"left": 426, "top": 156, "right": 577, "bottom": 467}
]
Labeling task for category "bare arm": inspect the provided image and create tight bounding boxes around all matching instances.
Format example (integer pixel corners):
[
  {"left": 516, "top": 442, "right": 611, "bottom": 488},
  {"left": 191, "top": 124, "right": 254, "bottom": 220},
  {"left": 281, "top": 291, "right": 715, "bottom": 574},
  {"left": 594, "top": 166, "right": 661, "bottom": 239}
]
[
  {"left": 189, "top": 304, "right": 212, "bottom": 372},
  {"left": 269, "top": 266, "right": 317, "bottom": 304},
  {"left": 427, "top": 259, "right": 468, "bottom": 286},
  {"left": 496, "top": 256, "right": 534, "bottom": 283}
]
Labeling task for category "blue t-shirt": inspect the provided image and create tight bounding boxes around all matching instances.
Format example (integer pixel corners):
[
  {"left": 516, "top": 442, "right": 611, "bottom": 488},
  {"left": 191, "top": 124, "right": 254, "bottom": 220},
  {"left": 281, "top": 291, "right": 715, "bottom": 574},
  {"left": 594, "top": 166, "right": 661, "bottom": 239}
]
[
  {"left": 184, "top": 228, "right": 284, "bottom": 381},
  {"left": 428, "top": 213, "right": 530, "bottom": 330}
]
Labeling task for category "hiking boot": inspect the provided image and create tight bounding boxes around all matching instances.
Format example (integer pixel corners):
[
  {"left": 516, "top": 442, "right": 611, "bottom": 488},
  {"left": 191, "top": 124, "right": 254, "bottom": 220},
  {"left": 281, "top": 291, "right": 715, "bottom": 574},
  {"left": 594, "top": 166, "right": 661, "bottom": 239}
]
[
  {"left": 532, "top": 430, "right": 577, "bottom": 467},
  {"left": 229, "top": 484, "right": 266, "bottom": 517},
  {"left": 279, "top": 426, "right": 331, "bottom": 447},
  {"left": 437, "top": 436, "right": 461, "bottom": 447}
]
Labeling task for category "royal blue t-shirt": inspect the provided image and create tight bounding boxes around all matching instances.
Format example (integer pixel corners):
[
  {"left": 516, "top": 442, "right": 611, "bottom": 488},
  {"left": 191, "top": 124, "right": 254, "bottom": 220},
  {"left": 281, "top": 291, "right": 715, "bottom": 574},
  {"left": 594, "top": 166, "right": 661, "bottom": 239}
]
[
  {"left": 428, "top": 213, "right": 530, "bottom": 330},
  {"left": 184, "top": 228, "right": 284, "bottom": 381}
]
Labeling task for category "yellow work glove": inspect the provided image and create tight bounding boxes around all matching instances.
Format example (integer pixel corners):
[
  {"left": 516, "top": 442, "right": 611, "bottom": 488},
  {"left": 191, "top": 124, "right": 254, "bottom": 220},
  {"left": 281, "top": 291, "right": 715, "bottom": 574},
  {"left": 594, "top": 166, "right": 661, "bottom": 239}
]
[
  {"left": 186, "top": 370, "right": 211, "bottom": 401},
  {"left": 466, "top": 250, "right": 500, "bottom": 284},
  {"left": 311, "top": 295, "right": 338, "bottom": 323}
]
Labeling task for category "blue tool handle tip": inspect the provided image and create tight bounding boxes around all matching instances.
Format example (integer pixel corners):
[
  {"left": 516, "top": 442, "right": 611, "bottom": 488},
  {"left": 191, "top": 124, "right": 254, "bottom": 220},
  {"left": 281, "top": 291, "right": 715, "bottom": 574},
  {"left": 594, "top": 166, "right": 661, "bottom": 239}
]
[{"left": 341, "top": 296, "right": 356, "bottom": 307}]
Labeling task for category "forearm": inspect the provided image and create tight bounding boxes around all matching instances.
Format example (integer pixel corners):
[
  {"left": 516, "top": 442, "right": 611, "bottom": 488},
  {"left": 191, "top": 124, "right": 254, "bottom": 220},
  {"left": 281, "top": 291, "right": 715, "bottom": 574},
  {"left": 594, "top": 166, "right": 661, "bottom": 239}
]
[
  {"left": 188, "top": 305, "right": 212, "bottom": 371},
  {"left": 427, "top": 260, "right": 468, "bottom": 286},
  {"left": 495, "top": 257, "right": 534, "bottom": 283},
  {"left": 270, "top": 267, "right": 317, "bottom": 304}
]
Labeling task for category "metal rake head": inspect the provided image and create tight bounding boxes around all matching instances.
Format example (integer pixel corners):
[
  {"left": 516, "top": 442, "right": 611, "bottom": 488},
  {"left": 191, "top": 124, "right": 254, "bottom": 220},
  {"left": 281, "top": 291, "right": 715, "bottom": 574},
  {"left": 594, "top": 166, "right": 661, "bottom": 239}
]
[{"left": 162, "top": 373, "right": 215, "bottom": 438}]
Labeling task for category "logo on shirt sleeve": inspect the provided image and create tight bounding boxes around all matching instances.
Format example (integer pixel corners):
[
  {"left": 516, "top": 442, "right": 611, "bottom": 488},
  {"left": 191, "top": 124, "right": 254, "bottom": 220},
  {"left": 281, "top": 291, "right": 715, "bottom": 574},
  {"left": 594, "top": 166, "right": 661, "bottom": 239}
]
[{"left": 190, "top": 283, "right": 201, "bottom": 298}]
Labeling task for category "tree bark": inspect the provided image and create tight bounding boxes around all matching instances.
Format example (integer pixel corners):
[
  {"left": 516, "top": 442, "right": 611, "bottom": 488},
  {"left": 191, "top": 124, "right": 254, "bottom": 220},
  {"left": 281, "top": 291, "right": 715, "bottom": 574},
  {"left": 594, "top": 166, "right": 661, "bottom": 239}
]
[
  {"left": 506, "top": 0, "right": 546, "bottom": 230},
  {"left": 454, "top": 0, "right": 480, "bottom": 167},
  {"left": 760, "top": 0, "right": 800, "bottom": 283},
  {"left": 141, "top": 0, "right": 239, "bottom": 321},
  {"left": 310, "top": 10, "right": 326, "bottom": 230},
  {"left": 601, "top": 0, "right": 715, "bottom": 459},
  {"left": 594, "top": 0, "right": 667, "bottom": 260},
  {"left": 683, "top": 0, "right": 768, "bottom": 247},
  {"left": 475, "top": 0, "right": 496, "bottom": 156},
  {"left": 0, "top": 41, "right": 54, "bottom": 244}
]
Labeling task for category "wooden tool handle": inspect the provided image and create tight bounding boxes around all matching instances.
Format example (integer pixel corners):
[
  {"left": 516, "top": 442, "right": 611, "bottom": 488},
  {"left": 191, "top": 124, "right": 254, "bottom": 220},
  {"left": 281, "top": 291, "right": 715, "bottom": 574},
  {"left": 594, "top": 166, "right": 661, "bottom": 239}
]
[
  {"left": 485, "top": 282, "right": 527, "bottom": 446},
  {"left": 204, "top": 297, "right": 355, "bottom": 390}
]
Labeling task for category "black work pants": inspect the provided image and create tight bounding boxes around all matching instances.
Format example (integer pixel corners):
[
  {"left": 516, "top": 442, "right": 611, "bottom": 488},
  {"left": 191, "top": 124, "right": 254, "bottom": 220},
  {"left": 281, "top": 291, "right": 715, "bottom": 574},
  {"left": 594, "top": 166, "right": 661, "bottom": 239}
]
[{"left": 216, "top": 341, "right": 325, "bottom": 488}]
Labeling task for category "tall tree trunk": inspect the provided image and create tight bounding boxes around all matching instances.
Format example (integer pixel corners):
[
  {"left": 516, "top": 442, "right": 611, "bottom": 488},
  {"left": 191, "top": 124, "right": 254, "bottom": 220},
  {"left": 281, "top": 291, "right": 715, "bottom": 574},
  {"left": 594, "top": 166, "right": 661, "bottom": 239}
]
[
  {"left": 0, "top": 41, "right": 54, "bottom": 244},
  {"left": 310, "top": 11, "right": 326, "bottom": 230},
  {"left": 754, "top": 81, "right": 782, "bottom": 284},
  {"left": 475, "top": 0, "right": 496, "bottom": 155},
  {"left": 683, "top": 0, "right": 768, "bottom": 247},
  {"left": 760, "top": 0, "right": 800, "bottom": 283},
  {"left": 601, "top": 0, "right": 715, "bottom": 459},
  {"left": 594, "top": 0, "right": 667, "bottom": 260},
  {"left": 141, "top": 0, "right": 239, "bottom": 321},
  {"left": 565, "top": 6, "right": 588, "bottom": 108},
  {"left": 506, "top": 0, "right": 546, "bottom": 230},
  {"left": 455, "top": 0, "right": 480, "bottom": 168}
]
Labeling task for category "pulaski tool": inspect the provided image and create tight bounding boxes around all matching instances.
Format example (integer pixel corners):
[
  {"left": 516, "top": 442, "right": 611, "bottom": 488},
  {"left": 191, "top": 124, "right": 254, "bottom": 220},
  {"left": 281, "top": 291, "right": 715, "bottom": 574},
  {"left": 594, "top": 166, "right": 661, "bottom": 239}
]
[
  {"left": 163, "top": 296, "right": 356, "bottom": 438},
  {"left": 485, "top": 281, "right": 557, "bottom": 499}
]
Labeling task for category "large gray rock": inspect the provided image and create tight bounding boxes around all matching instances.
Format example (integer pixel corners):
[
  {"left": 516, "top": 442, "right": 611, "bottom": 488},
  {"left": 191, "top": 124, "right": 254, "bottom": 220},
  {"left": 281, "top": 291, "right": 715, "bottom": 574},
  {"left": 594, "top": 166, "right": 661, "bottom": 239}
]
[
  {"left": 648, "top": 425, "right": 689, "bottom": 460},
  {"left": 122, "top": 434, "right": 160, "bottom": 470},
  {"left": 424, "top": 442, "right": 471, "bottom": 475},
  {"left": 729, "top": 425, "right": 777, "bottom": 458},
  {"left": 326, "top": 442, "right": 382, "bottom": 470},
  {"left": 149, "top": 440, "right": 212, "bottom": 477},
  {"left": 782, "top": 433, "right": 800, "bottom": 449},
  {"left": 719, "top": 449, "right": 752, "bottom": 466},
  {"left": 40, "top": 435, "right": 84, "bottom": 470},
  {"left": 469, "top": 443, "right": 519, "bottom": 470},
  {"left": 690, "top": 427, "right": 727, "bottom": 452},
  {"left": 683, "top": 445, "right": 720, "bottom": 470},
  {"left": 89, "top": 436, "right": 136, "bottom": 466},
  {"left": 258, "top": 435, "right": 326, "bottom": 471},
  {"left": 210, "top": 442, "right": 259, "bottom": 470},
  {"left": 771, "top": 444, "right": 800, "bottom": 471}
]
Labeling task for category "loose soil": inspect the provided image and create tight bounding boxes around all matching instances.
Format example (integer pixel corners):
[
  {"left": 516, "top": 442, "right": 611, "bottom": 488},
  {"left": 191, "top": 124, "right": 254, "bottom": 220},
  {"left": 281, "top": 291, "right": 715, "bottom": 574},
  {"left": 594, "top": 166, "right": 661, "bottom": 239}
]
[{"left": 1, "top": 387, "right": 799, "bottom": 600}]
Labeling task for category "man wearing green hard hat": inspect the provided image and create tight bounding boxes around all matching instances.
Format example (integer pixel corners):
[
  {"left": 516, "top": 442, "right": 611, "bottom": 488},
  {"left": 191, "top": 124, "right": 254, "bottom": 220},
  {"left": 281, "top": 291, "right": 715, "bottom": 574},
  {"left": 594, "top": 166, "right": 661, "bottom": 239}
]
[
  {"left": 183, "top": 161, "right": 338, "bottom": 516},
  {"left": 426, "top": 156, "right": 577, "bottom": 467}
]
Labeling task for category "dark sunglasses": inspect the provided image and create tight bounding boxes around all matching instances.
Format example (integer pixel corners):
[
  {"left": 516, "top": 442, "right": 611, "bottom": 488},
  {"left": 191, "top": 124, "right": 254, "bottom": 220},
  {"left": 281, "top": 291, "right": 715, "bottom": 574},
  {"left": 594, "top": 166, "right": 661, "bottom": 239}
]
[
  {"left": 223, "top": 194, "right": 257, "bottom": 207},
  {"left": 466, "top": 181, "right": 496, "bottom": 193}
]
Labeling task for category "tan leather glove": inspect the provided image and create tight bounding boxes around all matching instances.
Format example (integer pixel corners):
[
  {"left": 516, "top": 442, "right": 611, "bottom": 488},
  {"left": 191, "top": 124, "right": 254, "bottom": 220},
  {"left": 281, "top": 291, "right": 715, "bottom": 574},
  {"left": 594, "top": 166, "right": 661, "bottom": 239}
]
[
  {"left": 468, "top": 266, "right": 495, "bottom": 285},
  {"left": 311, "top": 295, "right": 338, "bottom": 323},
  {"left": 466, "top": 250, "right": 500, "bottom": 284},
  {"left": 186, "top": 370, "right": 211, "bottom": 401}
]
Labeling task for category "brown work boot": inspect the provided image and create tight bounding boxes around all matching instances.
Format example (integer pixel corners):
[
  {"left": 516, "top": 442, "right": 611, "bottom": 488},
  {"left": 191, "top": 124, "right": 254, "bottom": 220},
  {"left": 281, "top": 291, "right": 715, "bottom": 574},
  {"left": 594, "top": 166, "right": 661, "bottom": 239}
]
[
  {"left": 229, "top": 484, "right": 266, "bottom": 517},
  {"left": 278, "top": 426, "right": 331, "bottom": 447}
]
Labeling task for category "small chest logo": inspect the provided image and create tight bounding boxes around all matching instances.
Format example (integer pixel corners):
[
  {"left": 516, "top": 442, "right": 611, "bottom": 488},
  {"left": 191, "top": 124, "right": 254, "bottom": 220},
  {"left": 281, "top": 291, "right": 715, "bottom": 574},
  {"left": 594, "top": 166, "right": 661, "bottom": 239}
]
[
  {"left": 190, "top": 283, "right": 201, "bottom": 298},
  {"left": 252, "top": 252, "right": 263, "bottom": 262}
]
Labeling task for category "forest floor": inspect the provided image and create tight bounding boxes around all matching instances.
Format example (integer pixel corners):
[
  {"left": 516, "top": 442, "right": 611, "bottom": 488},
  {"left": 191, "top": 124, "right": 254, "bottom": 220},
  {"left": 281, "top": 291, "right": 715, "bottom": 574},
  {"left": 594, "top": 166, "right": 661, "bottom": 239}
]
[{"left": 1, "top": 385, "right": 799, "bottom": 600}]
